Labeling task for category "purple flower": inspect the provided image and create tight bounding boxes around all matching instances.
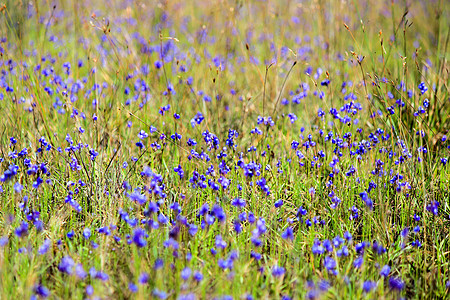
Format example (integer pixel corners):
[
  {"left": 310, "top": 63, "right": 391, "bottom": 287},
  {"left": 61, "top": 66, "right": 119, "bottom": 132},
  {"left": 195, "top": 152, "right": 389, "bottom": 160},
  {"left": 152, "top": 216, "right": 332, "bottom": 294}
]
[
  {"left": 133, "top": 228, "right": 147, "bottom": 248},
  {"left": 139, "top": 272, "right": 149, "bottom": 284},
  {"left": 215, "top": 235, "right": 227, "bottom": 249},
  {"left": 281, "top": 227, "right": 294, "bottom": 240},
  {"left": 362, "top": 281, "right": 376, "bottom": 293},
  {"left": 272, "top": 266, "right": 285, "bottom": 277},
  {"left": 83, "top": 227, "right": 91, "bottom": 239},
  {"left": 15, "top": 221, "right": 29, "bottom": 238},
  {"left": 306, "top": 290, "right": 319, "bottom": 299},
  {"left": 38, "top": 239, "right": 51, "bottom": 255},
  {"left": 401, "top": 227, "right": 409, "bottom": 238},
  {"left": 388, "top": 277, "right": 405, "bottom": 291},
  {"left": 129, "top": 282, "right": 138, "bottom": 293},
  {"left": 86, "top": 285, "right": 94, "bottom": 296},
  {"left": 58, "top": 256, "right": 75, "bottom": 274},
  {"left": 14, "top": 182, "right": 23, "bottom": 193},
  {"left": 193, "top": 271, "right": 203, "bottom": 282},
  {"left": 154, "top": 258, "right": 164, "bottom": 270},
  {"left": 359, "top": 191, "right": 373, "bottom": 209},
  {"left": 0, "top": 236, "right": 8, "bottom": 247},
  {"left": 380, "top": 265, "right": 391, "bottom": 277},
  {"left": 231, "top": 197, "right": 246, "bottom": 208},
  {"left": 274, "top": 199, "right": 283, "bottom": 208},
  {"left": 312, "top": 240, "right": 324, "bottom": 255},
  {"left": 426, "top": 201, "right": 439, "bottom": 215},
  {"left": 181, "top": 267, "right": 191, "bottom": 281},
  {"left": 138, "top": 130, "right": 148, "bottom": 139},
  {"left": 353, "top": 256, "right": 364, "bottom": 269},
  {"left": 67, "top": 230, "right": 74, "bottom": 239},
  {"left": 344, "top": 231, "right": 352, "bottom": 241},
  {"left": 318, "top": 280, "right": 330, "bottom": 291},
  {"left": 75, "top": 264, "right": 87, "bottom": 279},
  {"left": 324, "top": 256, "right": 337, "bottom": 275},
  {"left": 34, "top": 284, "right": 50, "bottom": 298}
]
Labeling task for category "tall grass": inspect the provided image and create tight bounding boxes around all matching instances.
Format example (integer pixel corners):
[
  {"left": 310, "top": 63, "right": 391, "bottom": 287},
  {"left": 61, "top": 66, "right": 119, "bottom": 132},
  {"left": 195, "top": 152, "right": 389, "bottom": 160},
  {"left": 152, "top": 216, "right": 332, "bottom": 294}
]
[{"left": 0, "top": 0, "right": 448, "bottom": 299}]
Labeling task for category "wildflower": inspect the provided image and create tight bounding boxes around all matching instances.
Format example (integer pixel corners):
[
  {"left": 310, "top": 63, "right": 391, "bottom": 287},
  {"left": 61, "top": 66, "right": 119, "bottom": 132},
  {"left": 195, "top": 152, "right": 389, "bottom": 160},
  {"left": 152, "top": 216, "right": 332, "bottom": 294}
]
[
  {"left": 58, "top": 256, "right": 75, "bottom": 274},
  {"left": 133, "top": 228, "right": 147, "bottom": 248},
  {"left": 389, "top": 277, "right": 405, "bottom": 291},
  {"left": 362, "top": 281, "right": 376, "bottom": 293},
  {"left": 359, "top": 191, "right": 373, "bottom": 209},
  {"left": 411, "top": 240, "right": 422, "bottom": 248},
  {"left": 281, "top": 227, "right": 294, "bottom": 240},
  {"left": 181, "top": 267, "right": 191, "bottom": 281},
  {"left": 324, "top": 256, "right": 337, "bottom": 275},
  {"left": 231, "top": 197, "right": 246, "bottom": 207},
  {"left": 272, "top": 266, "right": 285, "bottom": 277},
  {"left": 337, "top": 245, "right": 349, "bottom": 257},
  {"left": 129, "top": 283, "right": 138, "bottom": 293},
  {"left": 312, "top": 240, "right": 324, "bottom": 255},
  {"left": 67, "top": 230, "right": 74, "bottom": 239},
  {"left": 33, "top": 284, "right": 50, "bottom": 298},
  {"left": 193, "top": 271, "right": 203, "bottom": 282},
  {"left": 0, "top": 236, "right": 8, "bottom": 247},
  {"left": 86, "top": 285, "right": 94, "bottom": 296},
  {"left": 418, "top": 82, "right": 428, "bottom": 94},
  {"left": 83, "top": 227, "right": 91, "bottom": 239},
  {"left": 38, "top": 239, "right": 51, "bottom": 255},
  {"left": 353, "top": 256, "right": 364, "bottom": 269},
  {"left": 380, "top": 265, "right": 391, "bottom": 277},
  {"left": 75, "top": 264, "right": 87, "bottom": 279},
  {"left": 14, "top": 182, "right": 23, "bottom": 193},
  {"left": 15, "top": 221, "right": 29, "bottom": 238},
  {"left": 274, "top": 199, "right": 283, "bottom": 208},
  {"left": 139, "top": 272, "right": 149, "bottom": 284},
  {"left": 215, "top": 235, "right": 227, "bottom": 249},
  {"left": 426, "top": 201, "right": 439, "bottom": 215}
]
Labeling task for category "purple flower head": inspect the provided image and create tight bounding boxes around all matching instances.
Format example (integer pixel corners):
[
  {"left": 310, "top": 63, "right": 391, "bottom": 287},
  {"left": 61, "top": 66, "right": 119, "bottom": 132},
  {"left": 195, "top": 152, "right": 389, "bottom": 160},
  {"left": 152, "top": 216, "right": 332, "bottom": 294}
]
[
  {"left": 274, "top": 199, "right": 283, "bottom": 208},
  {"left": 33, "top": 284, "right": 50, "bottom": 298},
  {"left": 359, "top": 191, "right": 373, "bottom": 209},
  {"left": 231, "top": 197, "right": 246, "bottom": 208},
  {"left": 215, "top": 235, "right": 227, "bottom": 249},
  {"left": 272, "top": 265, "right": 285, "bottom": 278},
  {"left": 83, "top": 227, "right": 91, "bottom": 239},
  {"left": 67, "top": 230, "right": 74, "bottom": 239},
  {"left": 14, "top": 182, "right": 23, "bottom": 193},
  {"left": 0, "top": 236, "right": 8, "bottom": 247},
  {"left": 312, "top": 239, "right": 324, "bottom": 255},
  {"left": 181, "top": 267, "right": 191, "bottom": 281},
  {"left": 389, "top": 277, "right": 405, "bottom": 291},
  {"left": 380, "top": 265, "right": 391, "bottom": 277},
  {"left": 129, "top": 282, "right": 138, "bottom": 293},
  {"left": 344, "top": 231, "right": 352, "bottom": 241},
  {"left": 362, "top": 281, "right": 376, "bottom": 293},
  {"left": 139, "top": 272, "right": 149, "bottom": 284},
  {"left": 324, "top": 256, "right": 337, "bottom": 275},
  {"left": 353, "top": 256, "right": 364, "bottom": 269},
  {"left": 38, "top": 239, "right": 51, "bottom": 255},
  {"left": 133, "top": 228, "right": 147, "bottom": 248},
  {"left": 15, "top": 221, "right": 29, "bottom": 238},
  {"left": 75, "top": 264, "right": 87, "bottom": 279},
  {"left": 86, "top": 285, "right": 94, "bottom": 296},
  {"left": 318, "top": 280, "right": 330, "bottom": 291},
  {"left": 58, "top": 256, "right": 75, "bottom": 274},
  {"left": 281, "top": 227, "right": 294, "bottom": 240},
  {"left": 426, "top": 201, "right": 439, "bottom": 215}
]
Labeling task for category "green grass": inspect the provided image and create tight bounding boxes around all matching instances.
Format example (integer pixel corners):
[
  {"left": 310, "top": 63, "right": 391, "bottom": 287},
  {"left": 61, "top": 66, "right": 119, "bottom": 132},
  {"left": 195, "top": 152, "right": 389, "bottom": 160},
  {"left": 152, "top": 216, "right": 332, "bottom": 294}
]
[{"left": 0, "top": 0, "right": 449, "bottom": 299}]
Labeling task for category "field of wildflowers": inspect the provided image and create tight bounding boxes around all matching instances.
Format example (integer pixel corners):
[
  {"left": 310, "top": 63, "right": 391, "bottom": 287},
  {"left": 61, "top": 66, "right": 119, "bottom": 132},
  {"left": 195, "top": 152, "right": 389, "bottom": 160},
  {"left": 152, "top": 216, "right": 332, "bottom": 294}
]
[{"left": 0, "top": 0, "right": 449, "bottom": 299}]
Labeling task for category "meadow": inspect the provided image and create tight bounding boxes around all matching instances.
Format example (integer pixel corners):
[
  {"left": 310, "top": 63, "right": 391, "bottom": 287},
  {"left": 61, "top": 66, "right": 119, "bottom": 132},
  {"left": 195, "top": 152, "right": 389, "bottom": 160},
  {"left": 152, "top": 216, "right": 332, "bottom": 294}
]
[{"left": 0, "top": 0, "right": 449, "bottom": 299}]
